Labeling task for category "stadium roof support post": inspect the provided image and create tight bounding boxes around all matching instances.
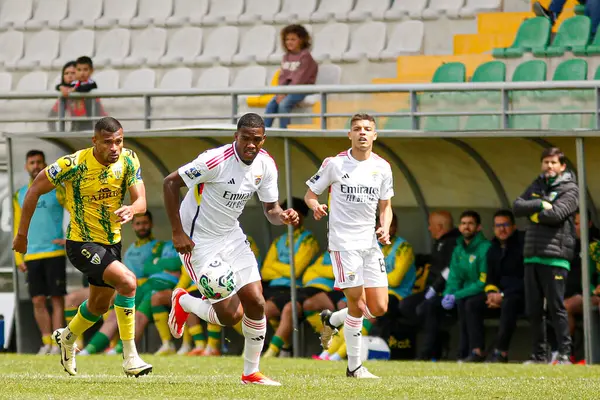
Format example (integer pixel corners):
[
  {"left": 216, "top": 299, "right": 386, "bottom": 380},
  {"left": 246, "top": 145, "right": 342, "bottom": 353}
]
[
  {"left": 283, "top": 137, "right": 300, "bottom": 357},
  {"left": 576, "top": 137, "right": 595, "bottom": 365},
  {"left": 444, "top": 138, "right": 510, "bottom": 209},
  {"left": 373, "top": 141, "right": 431, "bottom": 250}
]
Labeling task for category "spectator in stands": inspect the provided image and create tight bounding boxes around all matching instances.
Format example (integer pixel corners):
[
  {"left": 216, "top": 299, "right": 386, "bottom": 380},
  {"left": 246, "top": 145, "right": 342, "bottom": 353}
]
[
  {"left": 48, "top": 61, "right": 77, "bottom": 132},
  {"left": 13, "top": 150, "right": 66, "bottom": 355},
  {"left": 563, "top": 211, "right": 600, "bottom": 348},
  {"left": 513, "top": 147, "right": 579, "bottom": 365},
  {"left": 534, "top": 0, "right": 600, "bottom": 35},
  {"left": 399, "top": 211, "right": 460, "bottom": 324},
  {"left": 264, "top": 25, "right": 318, "bottom": 129},
  {"left": 262, "top": 197, "right": 320, "bottom": 356},
  {"left": 463, "top": 209, "right": 525, "bottom": 363},
  {"left": 417, "top": 211, "right": 490, "bottom": 361},
  {"left": 70, "top": 56, "right": 106, "bottom": 132}
]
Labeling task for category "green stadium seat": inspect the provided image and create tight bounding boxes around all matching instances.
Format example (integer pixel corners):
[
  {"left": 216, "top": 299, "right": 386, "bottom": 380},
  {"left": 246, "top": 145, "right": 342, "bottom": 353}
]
[
  {"left": 431, "top": 62, "right": 466, "bottom": 83},
  {"left": 383, "top": 110, "right": 413, "bottom": 131},
  {"left": 424, "top": 116, "right": 461, "bottom": 131},
  {"left": 549, "top": 112, "right": 584, "bottom": 130},
  {"left": 492, "top": 17, "right": 551, "bottom": 58},
  {"left": 468, "top": 61, "right": 506, "bottom": 103},
  {"left": 575, "top": 4, "right": 586, "bottom": 14},
  {"left": 509, "top": 112, "right": 542, "bottom": 129},
  {"left": 575, "top": 28, "right": 600, "bottom": 55},
  {"left": 510, "top": 60, "right": 547, "bottom": 101},
  {"left": 542, "top": 59, "right": 588, "bottom": 101},
  {"left": 532, "top": 16, "right": 591, "bottom": 57},
  {"left": 464, "top": 112, "right": 502, "bottom": 131}
]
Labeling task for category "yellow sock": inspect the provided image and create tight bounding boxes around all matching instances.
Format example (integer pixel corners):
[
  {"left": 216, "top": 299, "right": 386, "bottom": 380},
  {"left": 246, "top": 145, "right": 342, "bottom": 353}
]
[
  {"left": 114, "top": 295, "right": 135, "bottom": 341},
  {"left": 336, "top": 342, "right": 347, "bottom": 358},
  {"left": 68, "top": 300, "right": 101, "bottom": 337},
  {"left": 153, "top": 311, "right": 172, "bottom": 343},
  {"left": 182, "top": 325, "right": 192, "bottom": 346},
  {"left": 232, "top": 321, "right": 243, "bottom": 336},
  {"left": 305, "top": 311, "right": 323, "bottom": 333},
  {"left": 102, "top": 309, "right": 112, "bottom": 321},
  {"left": 327, "top": 328, "right": 344, "bottom": 355},
  {"left": 64, "top": 307, "right": 78, "bottom": 326},
  {"left": 207, "top": 324, "right": 221, "bottom": 349},
  {"left": 110, "top": 336, "right": 119, "bottom": 348},
  {"left": 42, "top": 335, "right": 52, "bottom": 346},
  {"left": 188, "top": 324, "right": 206, "bottom": 349},
  {"left": 268, "top": 318, "right": 280, "bottom": 331}
]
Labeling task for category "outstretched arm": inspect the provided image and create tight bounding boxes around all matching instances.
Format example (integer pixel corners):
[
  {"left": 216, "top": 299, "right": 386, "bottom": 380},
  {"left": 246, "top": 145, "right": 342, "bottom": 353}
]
[
  {"left": 13, "top": 170, "right": 56, "bottom": 254},
  {"left": 263, "top": 201, "right": 299, "bottom": 226}
]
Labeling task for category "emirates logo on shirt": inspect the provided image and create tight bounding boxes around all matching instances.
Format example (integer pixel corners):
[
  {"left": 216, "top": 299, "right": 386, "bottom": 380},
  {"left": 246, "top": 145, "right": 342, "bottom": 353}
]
[
  {"left": 223, "top": 190, "right": 253, "bottom": 209},
  {"left": 340, "top": 184, "right": 380, "bottom": 203}
]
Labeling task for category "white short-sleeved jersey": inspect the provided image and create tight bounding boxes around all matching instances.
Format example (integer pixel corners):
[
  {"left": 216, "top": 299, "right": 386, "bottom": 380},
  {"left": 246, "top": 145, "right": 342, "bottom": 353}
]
[
  {"left": 178, "top": 143, "right": 278, "bottom": 240},
  {"left": 306, "top": 149, "right": 394, "bottom": 251}
]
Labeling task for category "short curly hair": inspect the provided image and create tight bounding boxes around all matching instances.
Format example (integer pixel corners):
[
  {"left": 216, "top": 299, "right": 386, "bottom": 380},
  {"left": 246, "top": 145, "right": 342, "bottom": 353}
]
[{"left": 280, "top": 24, "right": 312, "bottom": 52}]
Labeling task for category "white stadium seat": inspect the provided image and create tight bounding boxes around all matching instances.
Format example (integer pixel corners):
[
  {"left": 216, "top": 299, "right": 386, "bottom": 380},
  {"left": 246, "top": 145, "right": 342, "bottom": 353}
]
[
  {"left": 373, "top": 0, "right": 430, "bottom": 21},
  {"left": 9, "top": 72, "right": 48, "bottom": 113},
  {"left": 192, "top": 26, "right": 239, "bottom": 66},
  {"left": 18, "top": 0, "right": 68, "bottom": 31},
  {"left": 0, "top": 0, "right": 33, "bottom": 31},
  {"left": 197, "top": 66, "right": 231, "bottom": 89},
  {"left": 120, "top": 27, "right": 167, "bottom": 67},
  {"left": 0, "top": 72, "right": 13, "bottom": 91},
  {"left": 373, "top": 21, "right": 424, "bottom": 61},
  {"left": 94, "top": 29, "right": 131, "bottom": 68},
  {"left": 129, "top": 0, "right": 174, "bottom": 28},
  {"left": 160, "top": 0, "right": 209, "bottom": 28},
  {"left": 231, "top": 66, "right": 267, "bottom": 88},
  {"left": 196, "top": 0, "right": 244, "bottom": 26},
  {"left": 59, "top": 0, "right": 103, "bottom": 30},
  {"left": 341, "top": 0, "right": 391, "bottom": 23},
  {"left": 264, "top": 0, "right": 318, "bottom": 24},
  {"left": 159, "top": 67, "right": 193, "bottom": 90},
  {"left": 5, "top": 30, "right": 59, "bottom": 71},
  {"left": 311, "top": 23, "right": 350, "bottom": 62},
  {"left": 421, "top": 0, "right": 466, "bottom": 20},
  {"left": 230, "top": 0, "right": 281, "bottom": 25},
  {"left": 447, "top": 0, "right": 501, "bottom": 19},
  {"left": 41, "top": 29, "right": 95, "bottom": 69},
  {"left": 341, "top": 22, "right": 387, "bottom": 63},
  {"left": 300, "top": 64, "right": 343, "bottom": 106},
  {"left": 0, "top": 31, "right": 24, "bottom": 67},
  {"left": 151, "top": 27, "right": 203, "bottom": 67},
  {"left": 229, "top": 25, "right": 276, "bottom": 65},
  {"left": 310, "top": 0, "right": 353, "bottom": 23},
  {"left": 95, "top": 0, "right": 138, "bottom": 29},
  {"left": 93, "top": 69, "right": 120, "bottom": 91}
]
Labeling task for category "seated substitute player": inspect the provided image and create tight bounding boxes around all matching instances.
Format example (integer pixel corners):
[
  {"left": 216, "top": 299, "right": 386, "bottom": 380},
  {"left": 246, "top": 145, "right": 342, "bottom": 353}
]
[
  {"left": 12, "top": 117, "right": 152, "bottom": 377},
  {"left": 305, "top": 113, "right": 394, "bottom": 379},
  {"left": 164, "top": 113, "right": 299, "bottom": 386}
]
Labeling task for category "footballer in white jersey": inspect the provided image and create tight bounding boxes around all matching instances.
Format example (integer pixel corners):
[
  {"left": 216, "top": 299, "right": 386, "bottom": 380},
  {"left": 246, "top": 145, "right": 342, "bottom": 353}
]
[
  {"left": 305, "top": 113, "right": 394, "bottom": 379},
  {"left": 163, "top": 113, "right": 298, "bottom": 386}
]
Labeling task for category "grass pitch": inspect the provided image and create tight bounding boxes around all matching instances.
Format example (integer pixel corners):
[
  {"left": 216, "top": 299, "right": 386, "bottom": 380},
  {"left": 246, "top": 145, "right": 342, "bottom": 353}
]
[{"left": 1, "top": 354, "right": 599, "bottom": 399}]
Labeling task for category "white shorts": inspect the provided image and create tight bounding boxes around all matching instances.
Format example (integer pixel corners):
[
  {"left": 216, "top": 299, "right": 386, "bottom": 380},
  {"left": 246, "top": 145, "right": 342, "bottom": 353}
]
[
  {"left": 330, "top": 247, "right": 388, "bottom": 290},
  {"left": 181, "top": 229, "right": 261, "bottom": 304}
]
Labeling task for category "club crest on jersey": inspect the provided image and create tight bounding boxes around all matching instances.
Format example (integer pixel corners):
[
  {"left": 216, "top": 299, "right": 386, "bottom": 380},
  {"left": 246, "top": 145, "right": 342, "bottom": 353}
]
[
  {"left": 91, "top": 253, "right": 101, "bottom": 265},
  {"left": 255, "top": 175, "right": 262, "bottom": 185},
  {"left": 112, "top": 164, "right": 123, "bottom": 179},
  {"left": 469, "top": 254, "right": 477, "bottom": 264},
  {"left": 185, "top": 167, "right": 202, "bottom": 180}
]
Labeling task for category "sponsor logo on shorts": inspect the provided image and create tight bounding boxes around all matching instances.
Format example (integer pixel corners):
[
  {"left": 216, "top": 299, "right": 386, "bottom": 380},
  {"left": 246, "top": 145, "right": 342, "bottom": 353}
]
[
  {"left": 185, "top": 167, "right": 202, "bottom": 180},
  {"left": 91, "top": 254, "right": 101, "bottom": 265},
  {"left": 347, "top": 273, "right": 356, "bottom": 282},
  {"left": 48, "top": 164, "right": 62, "bottom": 179}
]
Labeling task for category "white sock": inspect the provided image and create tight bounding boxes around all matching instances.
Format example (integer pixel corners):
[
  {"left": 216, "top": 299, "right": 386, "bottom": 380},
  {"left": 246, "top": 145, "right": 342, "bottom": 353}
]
[
  {"left": 122, "top": 339, "right": 138, "bottom": 359},
  {"left": 330, "top": 353, "right": 342, "bottom": 361},
  {"left": 180, "top": 294, "right": 224, "bottom": 326},
  {"left": 363, "top": 306, "right": 375, "bottom": 320},
  {"left": 344, "top": 314, "right": 363, "bottom": 372},
  {"left": 329, "top": 308, "right": 348, "bottom": 328},
  {"left": 241, "top": 314, "right": 267, "bottom": 376},
  {"left": 63, "top": 327, "right": 76, "bottom": 345}
]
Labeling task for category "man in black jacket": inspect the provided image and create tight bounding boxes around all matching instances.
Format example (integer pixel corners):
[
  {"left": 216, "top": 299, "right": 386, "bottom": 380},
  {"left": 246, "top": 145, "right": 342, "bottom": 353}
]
[
  {"left": 513, "top": 147, "right": 579, "bottom": 364},
  {"left": 399, "top": 211, "right": 460, "bottom": 323},
  {"left": 462, "top": 209, "right": 525, "bottom": 363}
]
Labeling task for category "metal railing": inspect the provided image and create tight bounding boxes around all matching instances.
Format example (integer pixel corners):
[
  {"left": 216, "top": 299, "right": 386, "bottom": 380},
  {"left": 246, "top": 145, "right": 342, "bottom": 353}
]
[{"left": 1, "top": 80, "right": 600, "bottom": 130}]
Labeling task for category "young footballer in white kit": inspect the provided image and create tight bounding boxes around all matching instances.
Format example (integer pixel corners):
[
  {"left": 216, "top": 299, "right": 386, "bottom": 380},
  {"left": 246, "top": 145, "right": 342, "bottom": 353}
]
[
  {"left": 164, "top": 113, "right": 299, "bottom": 386},
  {"left": 305, "top": 113, "right": 394, "bottom": 378}
]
